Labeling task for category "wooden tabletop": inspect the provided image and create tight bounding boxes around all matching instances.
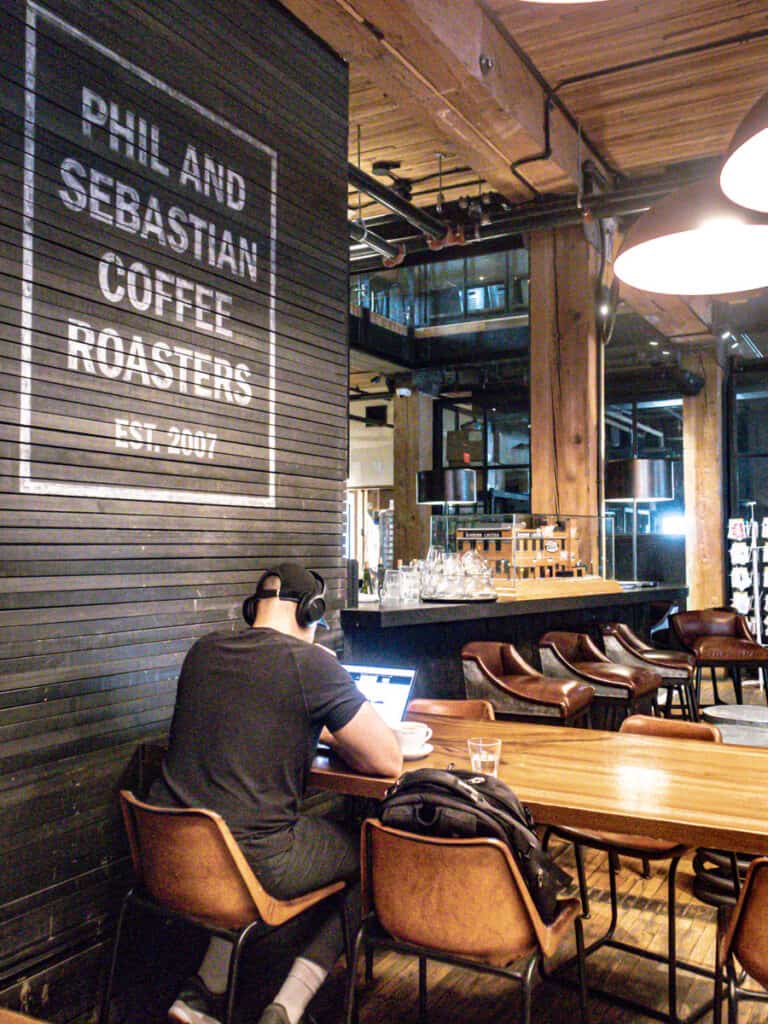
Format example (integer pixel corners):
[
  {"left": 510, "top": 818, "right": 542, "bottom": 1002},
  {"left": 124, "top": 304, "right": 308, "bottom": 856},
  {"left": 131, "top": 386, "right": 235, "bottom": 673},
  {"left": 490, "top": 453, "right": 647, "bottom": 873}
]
[{"left": 309, "top": 717, "right": 768, "bottom": 855}]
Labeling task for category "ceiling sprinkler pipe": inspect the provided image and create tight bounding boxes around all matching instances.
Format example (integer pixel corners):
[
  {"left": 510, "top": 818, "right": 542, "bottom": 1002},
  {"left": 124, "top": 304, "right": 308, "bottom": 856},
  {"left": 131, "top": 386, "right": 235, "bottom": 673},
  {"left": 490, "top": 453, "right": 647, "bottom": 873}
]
[
  {"left": 348, "top": 221, "right": 405, "bottom": 265},
  {"left": 349, "top": 162, "right": 448, "bottom": 242}
]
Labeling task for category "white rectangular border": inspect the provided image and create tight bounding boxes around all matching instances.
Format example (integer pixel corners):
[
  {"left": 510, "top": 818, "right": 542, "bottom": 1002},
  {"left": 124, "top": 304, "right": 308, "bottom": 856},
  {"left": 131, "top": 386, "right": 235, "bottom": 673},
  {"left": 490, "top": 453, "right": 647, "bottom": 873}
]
[{"left": 20, "top": 2, "right": 277, "bottom": 507}]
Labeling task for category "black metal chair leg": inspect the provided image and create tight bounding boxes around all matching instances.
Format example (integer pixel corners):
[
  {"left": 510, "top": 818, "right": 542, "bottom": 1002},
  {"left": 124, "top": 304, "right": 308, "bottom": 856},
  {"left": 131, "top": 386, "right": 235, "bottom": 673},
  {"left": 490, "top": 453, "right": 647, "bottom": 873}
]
[
  {"left": 727, "top": 960, "right": 738, "bottom": 1024},
  {"left": 520, "top": 954, "right": 538, "bottom": 1024},
  {"left": 711, "top": 666, "right": 723, "bottom": 705},
  {"left": 666, "top": 858, "right": 680, "bottom": 1023},
  {"left": 695, "top": 665, "right": 702, "bottom": 707},
  {"left": 98, "top": 890, "right": 133, "bottom": 1024},
  {"left": 732, "top": 666, "right": 743, "bottom": 705},
  {"left": 574, "top": 915, "right": 590, "bottom": 1024},
  {"left": 641, "top": 856, "right": 651, "bottom": 879},
  {"left": 418, "top": 956, "right": 428, "bottom": 1024},
  {"left": 224, "top": 921, "right": 259, "bottom": 1024},
  {"left": 686, "top": 681, "right": 700, "bottom": 722},
  {"left": 761, "top": 665, "right": 768, "bottom": 704},
  {"left": 343, "top": 920, "right": 368, "bottom": 1024},
  {"left": 573, "top": 843, "right": 591, "bottom": 918}
]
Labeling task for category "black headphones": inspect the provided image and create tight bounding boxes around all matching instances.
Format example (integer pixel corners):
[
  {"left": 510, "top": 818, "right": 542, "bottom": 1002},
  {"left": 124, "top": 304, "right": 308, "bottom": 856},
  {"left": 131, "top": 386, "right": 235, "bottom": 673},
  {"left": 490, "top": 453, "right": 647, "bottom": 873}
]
[{"left": 242, "top": 567, "right": 327, "bottom": 629}]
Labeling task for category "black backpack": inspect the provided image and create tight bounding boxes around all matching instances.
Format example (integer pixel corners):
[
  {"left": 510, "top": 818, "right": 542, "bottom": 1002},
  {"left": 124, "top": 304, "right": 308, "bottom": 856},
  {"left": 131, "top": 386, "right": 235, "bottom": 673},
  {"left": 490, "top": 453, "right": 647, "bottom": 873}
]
[{"left": 379, "top": 768, "right": 571, "bottom": 924}]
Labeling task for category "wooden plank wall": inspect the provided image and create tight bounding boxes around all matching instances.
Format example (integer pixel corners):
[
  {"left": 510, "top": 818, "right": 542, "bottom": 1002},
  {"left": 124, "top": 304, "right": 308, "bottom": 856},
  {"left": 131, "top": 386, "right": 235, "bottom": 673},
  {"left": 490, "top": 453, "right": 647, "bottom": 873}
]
[{"left": 0, "top": 0, "right": 349, "bottom": 1017}]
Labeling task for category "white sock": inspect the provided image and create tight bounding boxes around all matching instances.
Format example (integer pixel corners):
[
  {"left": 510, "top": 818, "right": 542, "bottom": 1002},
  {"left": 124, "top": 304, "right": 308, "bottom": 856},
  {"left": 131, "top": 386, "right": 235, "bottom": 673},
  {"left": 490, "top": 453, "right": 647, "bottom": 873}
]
[
  {"left": 273, "top": 956, "right": 328, "bottom": 1024},
  {"left": 197, "top": 936, "right": 233, "bottom": 995}
]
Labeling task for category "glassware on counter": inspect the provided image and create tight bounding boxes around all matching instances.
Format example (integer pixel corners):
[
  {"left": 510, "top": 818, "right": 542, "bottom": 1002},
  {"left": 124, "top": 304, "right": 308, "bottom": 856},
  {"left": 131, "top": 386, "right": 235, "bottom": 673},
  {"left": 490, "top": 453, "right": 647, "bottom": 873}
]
[{"left": 419, "top": 548, "right": 497, "bottom": 602}]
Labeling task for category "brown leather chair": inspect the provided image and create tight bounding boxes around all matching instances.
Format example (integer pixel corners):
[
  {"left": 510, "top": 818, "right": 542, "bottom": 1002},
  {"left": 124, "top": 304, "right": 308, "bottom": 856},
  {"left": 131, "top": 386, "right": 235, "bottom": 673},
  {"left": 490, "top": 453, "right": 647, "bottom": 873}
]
[
  {"left": 100, "top": 791, "right": 350, "bottom": 1024},
  {"left": 405, "top": 697, "right": 495, "bottom": 720},
  {"left": 600, "top": 622, "right": 699, "bottom": 721},
  {"left": 461, "top": 641, "right": 594, "bottom": 726},
  {"left": 538, "top": 631, "right": 661, "bottom": 729},
  {"left": 671, "top": 608, "right": 768, "bottom": 706},
  {"left": 344, "top": 818, "right": 589, "bottom": 1024},
  {"left": 544, "top": 714, "right": 722, "bottom": 1024},
  {"left": 716, "top": 856, "right": 768, "bottom": 1021}
]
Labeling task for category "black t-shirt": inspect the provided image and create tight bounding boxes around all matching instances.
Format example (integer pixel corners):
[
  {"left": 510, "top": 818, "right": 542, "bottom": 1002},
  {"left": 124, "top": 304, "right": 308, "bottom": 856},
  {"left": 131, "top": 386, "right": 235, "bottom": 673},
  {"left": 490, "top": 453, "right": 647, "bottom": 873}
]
[{"left": 152, "top": 627, "right": 365, "bottom": 857}]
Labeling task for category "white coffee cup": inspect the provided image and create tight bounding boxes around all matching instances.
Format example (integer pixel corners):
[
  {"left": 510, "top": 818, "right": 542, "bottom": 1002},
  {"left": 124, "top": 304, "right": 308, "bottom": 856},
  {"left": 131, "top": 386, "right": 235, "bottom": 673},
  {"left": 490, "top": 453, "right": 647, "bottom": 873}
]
[{"left": 394, "top": 721, "right": 432, "bottom": 755}]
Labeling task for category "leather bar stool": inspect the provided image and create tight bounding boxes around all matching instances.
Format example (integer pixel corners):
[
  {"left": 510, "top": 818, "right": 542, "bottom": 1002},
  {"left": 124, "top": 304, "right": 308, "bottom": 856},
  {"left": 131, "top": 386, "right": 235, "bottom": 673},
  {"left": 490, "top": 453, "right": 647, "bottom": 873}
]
[
  {"left": 538, "top": 631, "right": 662, "bottom": 730},
  {"left": 670, "top": 609, "right": 768, "bottom": 706},
  {"left": 600, "top": 622, "right": 699, "bottom": 721},
  {"left": 461, "top": 641, "right": 594, "bottom": 726}
]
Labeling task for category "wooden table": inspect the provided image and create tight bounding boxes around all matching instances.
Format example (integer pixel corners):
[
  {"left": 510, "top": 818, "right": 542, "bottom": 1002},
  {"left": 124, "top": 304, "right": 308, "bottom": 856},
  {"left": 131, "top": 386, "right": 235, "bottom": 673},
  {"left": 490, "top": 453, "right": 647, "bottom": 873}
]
[{"left": 309, "top": 717, "right": 768, "bottom": 855}]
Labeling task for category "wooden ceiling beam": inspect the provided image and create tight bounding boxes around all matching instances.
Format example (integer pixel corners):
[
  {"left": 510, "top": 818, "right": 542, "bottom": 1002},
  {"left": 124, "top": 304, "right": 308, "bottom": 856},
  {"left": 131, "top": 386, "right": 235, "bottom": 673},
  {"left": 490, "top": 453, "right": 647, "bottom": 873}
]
[
  {"left": 283, "top": 0, "right": 605, "bottom": 200},
  {"left": 619, "top": 282, "right": 713, "bottom": 342}
]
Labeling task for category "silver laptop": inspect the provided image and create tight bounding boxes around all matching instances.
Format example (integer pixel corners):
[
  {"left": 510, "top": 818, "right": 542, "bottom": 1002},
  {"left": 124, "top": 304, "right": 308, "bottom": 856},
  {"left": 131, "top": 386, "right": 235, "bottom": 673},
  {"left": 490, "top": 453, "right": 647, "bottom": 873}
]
[{"left": 344, "top": 664, "right": 417, "bottom": 727}]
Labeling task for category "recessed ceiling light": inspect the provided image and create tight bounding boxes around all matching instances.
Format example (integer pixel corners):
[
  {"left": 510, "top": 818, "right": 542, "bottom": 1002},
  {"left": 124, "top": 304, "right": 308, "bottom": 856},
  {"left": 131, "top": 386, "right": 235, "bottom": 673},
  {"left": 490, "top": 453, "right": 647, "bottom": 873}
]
[
  {"left": 662, "top": 350, "right": 670, "bottom": 355},
  {"left": 614, "top": 180, "right": 768, "bottom": 295},
  {"left": 649, "top": 340, "right": 659, "bottom": 347}
]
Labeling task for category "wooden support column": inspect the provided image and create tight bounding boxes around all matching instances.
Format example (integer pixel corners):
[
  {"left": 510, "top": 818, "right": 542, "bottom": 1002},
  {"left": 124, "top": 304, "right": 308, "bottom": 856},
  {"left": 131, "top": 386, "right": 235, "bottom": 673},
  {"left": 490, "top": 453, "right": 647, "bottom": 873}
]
[
  {"left": 682, "top": 350, "right": 725, "bottom": 610},
  {"left": 529, "top": 225, "right": 599, "bottom": 521},
  {"left": 393, "top": 391, "right": 433, "bottom": 564}
]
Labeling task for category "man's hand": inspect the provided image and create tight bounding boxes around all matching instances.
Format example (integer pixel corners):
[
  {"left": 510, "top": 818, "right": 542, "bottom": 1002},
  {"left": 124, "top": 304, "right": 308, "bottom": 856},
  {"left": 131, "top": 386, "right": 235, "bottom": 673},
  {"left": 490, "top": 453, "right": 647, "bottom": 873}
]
[{"left": 322, "top": 702, "right": 403, "bottom": 777}]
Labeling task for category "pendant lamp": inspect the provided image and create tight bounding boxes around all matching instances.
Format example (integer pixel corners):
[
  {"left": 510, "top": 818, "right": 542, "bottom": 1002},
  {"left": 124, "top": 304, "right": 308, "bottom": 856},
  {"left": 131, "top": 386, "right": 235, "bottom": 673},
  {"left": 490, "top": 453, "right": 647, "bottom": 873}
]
[
  {"left": 721, "top": 92, "right": 768, "bottom": 213},
  {"left": 614, "top": 179, "right": 768, "bottom": 295}
]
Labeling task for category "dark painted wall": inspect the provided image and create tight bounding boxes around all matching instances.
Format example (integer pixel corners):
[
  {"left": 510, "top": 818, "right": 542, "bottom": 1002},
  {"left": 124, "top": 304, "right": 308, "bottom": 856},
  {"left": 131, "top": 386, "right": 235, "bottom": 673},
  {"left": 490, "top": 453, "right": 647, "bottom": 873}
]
[{"left": 0, "top": 1, "right": 348, "bottom": 1016}]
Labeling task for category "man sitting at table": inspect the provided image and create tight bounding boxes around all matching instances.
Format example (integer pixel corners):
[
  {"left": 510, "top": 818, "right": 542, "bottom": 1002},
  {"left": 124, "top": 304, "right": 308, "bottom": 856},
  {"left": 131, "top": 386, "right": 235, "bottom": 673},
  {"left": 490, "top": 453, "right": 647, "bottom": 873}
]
[{"left": 150, "top": 562, "right": 402, "bottom": 1024}]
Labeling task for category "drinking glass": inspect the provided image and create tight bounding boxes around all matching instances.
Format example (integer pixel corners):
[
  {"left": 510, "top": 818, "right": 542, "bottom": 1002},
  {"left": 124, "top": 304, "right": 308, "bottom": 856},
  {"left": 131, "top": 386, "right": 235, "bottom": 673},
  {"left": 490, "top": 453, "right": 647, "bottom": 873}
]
[
  {"left": 399, "top": 565, "right": 420, "bottom": 602},
  {"left": 467, "top": 737, "right": 502, "bottom": 777},
  {"left": 380, "top": 569, "right": 403, "bottom": 604}
]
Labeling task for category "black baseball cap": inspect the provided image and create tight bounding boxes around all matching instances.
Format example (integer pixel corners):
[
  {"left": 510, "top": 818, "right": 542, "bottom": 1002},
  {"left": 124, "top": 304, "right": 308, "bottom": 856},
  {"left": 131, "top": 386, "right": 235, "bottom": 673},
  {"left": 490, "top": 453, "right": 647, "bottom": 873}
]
[{"left": 256, "top": 562, "right": 328, "bottom": 627}]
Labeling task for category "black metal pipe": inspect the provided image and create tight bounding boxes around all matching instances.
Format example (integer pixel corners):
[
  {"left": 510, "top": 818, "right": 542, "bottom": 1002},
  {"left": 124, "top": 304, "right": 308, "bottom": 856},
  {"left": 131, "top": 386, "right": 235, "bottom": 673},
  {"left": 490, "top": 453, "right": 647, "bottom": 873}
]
[
  {"left": 350, "top": 158, "right": 720, "bottom": 268},
  {"left": 555, "top": 27, "right": 768, "bottom": 94},
  {"left": 349, "top": 163, "right": 447, "bottom": 241},
  {"left": 348, "top": 220, "right": 403, "bottom": 263}
]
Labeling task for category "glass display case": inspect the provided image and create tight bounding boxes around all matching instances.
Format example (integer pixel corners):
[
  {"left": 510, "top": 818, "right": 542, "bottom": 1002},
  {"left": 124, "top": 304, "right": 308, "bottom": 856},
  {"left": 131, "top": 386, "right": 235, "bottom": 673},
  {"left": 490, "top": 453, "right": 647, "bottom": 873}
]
[{"left": 428, "top": 512, "right": 615, "bottom": 590}]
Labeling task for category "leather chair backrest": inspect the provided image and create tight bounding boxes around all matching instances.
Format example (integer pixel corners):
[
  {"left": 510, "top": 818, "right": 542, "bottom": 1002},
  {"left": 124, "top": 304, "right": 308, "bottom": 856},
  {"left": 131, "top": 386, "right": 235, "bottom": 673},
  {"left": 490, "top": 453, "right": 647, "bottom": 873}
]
[
  {"left": 121, "top": 790, "right": 266, "bottom": 929},
  {"left": 538, "top": 631, "right": 587, "bottom": 663},
  {"left": 363, "top": 819, "right": 544, "bottom": 966},
  {"left": 729, "top": 857, "right": 768, "bottom": 990},
  {"left": 461, "top": 641, "right": 504, "bottom": 677},
  {"left": 620, "top": 714, "right": 722, "bottom": 743},
  {"left": 406, "top": 698, "right": 495, "bottom": 721},
  {"left": 602, "top": 622, "right": 651, "bottom": 653},
  {"left": 671, "top": 609, "right": 740, "bottom": 648}
]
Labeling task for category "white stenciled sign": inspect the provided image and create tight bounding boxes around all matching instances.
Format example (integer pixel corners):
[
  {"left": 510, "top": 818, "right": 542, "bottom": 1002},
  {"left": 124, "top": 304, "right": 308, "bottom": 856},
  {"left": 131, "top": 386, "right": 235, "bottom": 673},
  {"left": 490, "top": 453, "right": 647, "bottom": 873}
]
[{"left": 20, "top": 2, "right": 277, "bottom": 505}]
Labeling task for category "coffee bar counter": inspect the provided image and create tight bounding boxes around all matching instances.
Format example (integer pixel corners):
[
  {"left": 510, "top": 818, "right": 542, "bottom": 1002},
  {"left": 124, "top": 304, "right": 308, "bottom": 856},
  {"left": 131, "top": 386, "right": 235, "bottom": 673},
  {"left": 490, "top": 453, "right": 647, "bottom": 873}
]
[{"left": 340, "top": 584, "right": 687, "bottom": 702}]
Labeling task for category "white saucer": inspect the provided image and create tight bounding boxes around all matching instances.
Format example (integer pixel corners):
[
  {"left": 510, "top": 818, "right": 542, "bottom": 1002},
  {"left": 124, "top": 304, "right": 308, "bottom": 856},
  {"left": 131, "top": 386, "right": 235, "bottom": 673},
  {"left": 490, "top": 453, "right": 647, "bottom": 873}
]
[{"left": 403, "top": 742, "right": 433, "bottom": 761}]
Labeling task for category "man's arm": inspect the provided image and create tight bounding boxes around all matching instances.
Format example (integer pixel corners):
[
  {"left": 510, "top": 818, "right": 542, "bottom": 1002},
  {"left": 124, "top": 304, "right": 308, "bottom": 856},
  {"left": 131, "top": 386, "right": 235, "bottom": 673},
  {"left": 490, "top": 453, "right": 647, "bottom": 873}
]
[{"left": 321, "top": 702, "right": 403, "bottom": 777}]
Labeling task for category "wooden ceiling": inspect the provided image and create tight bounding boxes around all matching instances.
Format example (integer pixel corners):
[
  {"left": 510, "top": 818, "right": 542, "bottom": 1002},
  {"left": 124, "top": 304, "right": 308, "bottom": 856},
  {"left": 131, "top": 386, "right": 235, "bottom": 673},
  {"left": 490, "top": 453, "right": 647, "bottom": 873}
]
[{"left": 282, "top": 0, "right": 768, "bottom": 218}]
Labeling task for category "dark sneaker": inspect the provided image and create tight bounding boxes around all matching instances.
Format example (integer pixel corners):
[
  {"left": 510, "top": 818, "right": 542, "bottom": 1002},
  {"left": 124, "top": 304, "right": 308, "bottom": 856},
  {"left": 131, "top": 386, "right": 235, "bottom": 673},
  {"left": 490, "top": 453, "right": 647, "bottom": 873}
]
[
  {"left": 169, "top": 975, "right": 225, "bottom": 1024},
  {"left": 256, "top": 1005, "right": 290, "bottom": 1024}
]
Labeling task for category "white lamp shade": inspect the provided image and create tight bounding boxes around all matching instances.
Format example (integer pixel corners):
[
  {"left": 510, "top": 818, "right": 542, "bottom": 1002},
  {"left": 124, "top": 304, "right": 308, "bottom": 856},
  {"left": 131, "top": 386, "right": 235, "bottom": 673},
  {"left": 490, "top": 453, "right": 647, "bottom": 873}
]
[
  {"left": 721, "top": 92, "right": 768, "bottom": 213},
  {"left": 614, "top": 179, "right": 768, "bottom": 295}
]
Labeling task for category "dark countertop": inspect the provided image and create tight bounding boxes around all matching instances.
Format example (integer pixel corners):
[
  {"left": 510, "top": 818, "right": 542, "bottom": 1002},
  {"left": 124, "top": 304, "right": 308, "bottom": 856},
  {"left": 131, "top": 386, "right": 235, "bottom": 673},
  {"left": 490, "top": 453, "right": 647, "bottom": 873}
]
[{"left": 341, "top": 584, "right": 687, "bottom": 630}]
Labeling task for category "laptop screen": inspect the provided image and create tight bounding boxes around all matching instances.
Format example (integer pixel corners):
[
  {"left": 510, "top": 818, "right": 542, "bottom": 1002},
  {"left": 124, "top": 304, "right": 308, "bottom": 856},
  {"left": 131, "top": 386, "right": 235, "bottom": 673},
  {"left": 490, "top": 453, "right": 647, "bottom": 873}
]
[{"left": 344, "top": 664, "right": 416, "bottom": 727}]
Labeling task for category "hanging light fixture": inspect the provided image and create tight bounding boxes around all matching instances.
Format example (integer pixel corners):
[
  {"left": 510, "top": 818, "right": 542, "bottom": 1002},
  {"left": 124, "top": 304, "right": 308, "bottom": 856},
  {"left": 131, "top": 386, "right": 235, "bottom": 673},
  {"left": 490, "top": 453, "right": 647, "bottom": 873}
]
[
  {"left": 613, "top": 179, "right": 768, "bottom": 295},
  {"left": 721, "top": 92, "right": 768, "bottom": 213}
]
